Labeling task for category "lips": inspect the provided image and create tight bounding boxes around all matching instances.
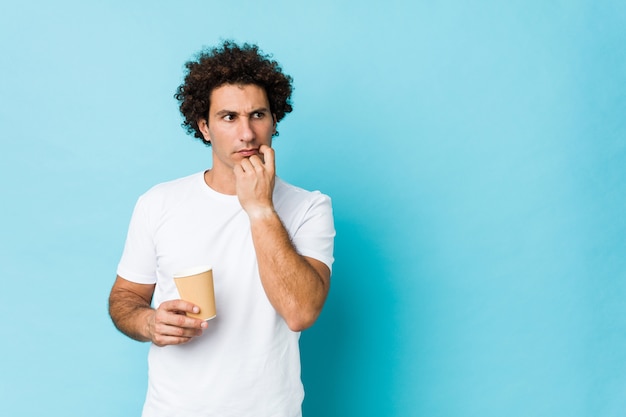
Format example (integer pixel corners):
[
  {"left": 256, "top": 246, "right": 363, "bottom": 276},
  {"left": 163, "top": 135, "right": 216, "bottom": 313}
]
[{"left": 237, "top": 148, "right": 259, "bottom": 157}]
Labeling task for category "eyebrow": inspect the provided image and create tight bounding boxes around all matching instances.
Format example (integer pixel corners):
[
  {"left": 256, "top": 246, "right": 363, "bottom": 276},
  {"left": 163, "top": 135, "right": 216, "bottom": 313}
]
[{"left": 214, "top": 107, "right": 271, "bottom": 117}]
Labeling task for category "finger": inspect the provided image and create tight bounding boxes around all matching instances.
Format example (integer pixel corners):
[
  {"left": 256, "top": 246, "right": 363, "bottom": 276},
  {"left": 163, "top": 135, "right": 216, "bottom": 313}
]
[
  {"left": 161, "top": 299, "right": 201, "bottom": 315},
  {"left": 238, "top": 157, "right": 253, "bottom": 173},
  {"left": 233, "top": 162, "right": 244, "bottom": 177},
  {"left": 164, "top": 311, "right": 206, "bottom": 328},
  {"left": 246, "top": 154, "right": 265, "bottom": 171},
  {"left": 259, "top": 145, "right": 275, "bottom": 173},
  {"left": 152, "top": 331, "right": 198, "bottom": 347},
  {"left": 154, "top": 324, "right": 200, "bottom": 341},
  {"left": 151, "top": 318, "right": 203, "bottom": 346},
  {"left": 152, "top": 318, "right": 206, "bottom": 347},
  {"left": 157, "top": 301, "right": 207, "bottom": 329},
  {"left": 157, "top": 321, "right": 204, "bottom": 338}
]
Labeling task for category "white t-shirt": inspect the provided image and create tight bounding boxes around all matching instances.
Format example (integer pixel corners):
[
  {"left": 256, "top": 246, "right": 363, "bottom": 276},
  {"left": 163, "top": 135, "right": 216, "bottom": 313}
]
[{"left": 117, "top": 171, "right": 335, "bottom": 417}]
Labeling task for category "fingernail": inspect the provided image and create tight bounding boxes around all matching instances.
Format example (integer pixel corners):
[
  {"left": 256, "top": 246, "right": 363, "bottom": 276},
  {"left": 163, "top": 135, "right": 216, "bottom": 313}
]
[{"left": 193, "top": 306, "right": 200, "bottom": 313}]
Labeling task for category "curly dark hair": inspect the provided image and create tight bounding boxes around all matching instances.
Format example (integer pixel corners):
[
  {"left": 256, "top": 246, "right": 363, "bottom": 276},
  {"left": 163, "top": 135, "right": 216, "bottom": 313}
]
[{"left": 174, "top": 40, "right": 294, "bottom": 146}]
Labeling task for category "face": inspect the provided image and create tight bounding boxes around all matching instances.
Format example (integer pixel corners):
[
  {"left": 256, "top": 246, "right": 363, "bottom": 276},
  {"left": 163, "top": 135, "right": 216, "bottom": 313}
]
[{"left": 198, "top": 83, "right": 276, "bottom": 174}]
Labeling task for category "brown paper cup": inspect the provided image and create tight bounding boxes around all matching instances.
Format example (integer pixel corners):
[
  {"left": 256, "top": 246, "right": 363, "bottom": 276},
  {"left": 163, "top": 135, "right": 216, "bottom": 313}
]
[{"left": 173, "top": 265, "right": 216, "bottom": 321}]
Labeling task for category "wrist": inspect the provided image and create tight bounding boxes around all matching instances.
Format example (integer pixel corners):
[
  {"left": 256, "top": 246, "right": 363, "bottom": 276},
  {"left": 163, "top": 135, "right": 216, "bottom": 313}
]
[
  {"left": 139, "top": 307, "right": 156, "bottom": 343},
  {"left": 246, "top": 206, "right": 278, "bottom": 222}
]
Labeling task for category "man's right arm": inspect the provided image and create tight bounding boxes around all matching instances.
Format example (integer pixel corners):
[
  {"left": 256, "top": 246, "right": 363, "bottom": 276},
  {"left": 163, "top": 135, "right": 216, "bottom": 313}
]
[{"left": 108, "top": 276, "right": 208, "bottom": 346}]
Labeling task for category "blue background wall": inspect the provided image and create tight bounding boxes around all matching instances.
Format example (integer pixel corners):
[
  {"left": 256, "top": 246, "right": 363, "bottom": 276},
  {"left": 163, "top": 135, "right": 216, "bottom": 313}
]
[{"left": 1, "top": 1, "right": 625, "bottom": 416}]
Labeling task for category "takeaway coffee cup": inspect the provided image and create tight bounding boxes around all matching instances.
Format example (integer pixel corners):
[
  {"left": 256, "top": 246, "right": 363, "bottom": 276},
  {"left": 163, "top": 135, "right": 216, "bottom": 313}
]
[{"left": 173, "top": 265, "right": 216, "bottom": 321}]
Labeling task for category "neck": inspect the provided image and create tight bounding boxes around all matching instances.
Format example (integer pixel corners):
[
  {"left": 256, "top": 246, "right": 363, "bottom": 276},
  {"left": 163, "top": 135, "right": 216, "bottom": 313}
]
[{"left": 204, "top": 168, "right": 237, "bottom": 195}]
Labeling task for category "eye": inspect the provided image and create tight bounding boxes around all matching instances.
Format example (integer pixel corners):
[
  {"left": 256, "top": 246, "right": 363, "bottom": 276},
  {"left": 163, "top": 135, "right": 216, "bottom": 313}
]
[
  {"left": 223, "top": 113, "right": 236, "bottom": 121},
  {"left": 252, "top": 111, "right": 266, "bottom": 119}
]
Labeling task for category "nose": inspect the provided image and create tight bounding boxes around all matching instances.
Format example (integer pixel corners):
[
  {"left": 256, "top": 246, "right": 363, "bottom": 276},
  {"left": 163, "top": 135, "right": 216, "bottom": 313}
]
[{"left": 238, "top": 118, "right": 255, "bottom": 142}]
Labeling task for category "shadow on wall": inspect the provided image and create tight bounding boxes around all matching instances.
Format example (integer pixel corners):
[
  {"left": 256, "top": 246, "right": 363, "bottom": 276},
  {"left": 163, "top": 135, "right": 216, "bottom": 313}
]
[{"left": 300, "top": 217, "right": 400, "bottom": 417}]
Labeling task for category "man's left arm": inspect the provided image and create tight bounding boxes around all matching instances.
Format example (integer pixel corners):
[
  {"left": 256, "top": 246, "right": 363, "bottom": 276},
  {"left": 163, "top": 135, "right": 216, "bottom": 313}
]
[{"left": 235, "top": 145, "right": 331, "bottom": 331}]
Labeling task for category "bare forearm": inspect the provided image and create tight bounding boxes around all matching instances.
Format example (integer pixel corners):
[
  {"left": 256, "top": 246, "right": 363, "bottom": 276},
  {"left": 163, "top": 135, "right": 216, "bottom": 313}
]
[
  {"left": 249, "top": 210, "right": 330, "bottom": 331},
  {"left": 109, "top": 276, "right": 209, "bottom": 346},
  {"left": 108, "top": 287, "right": 155, "bottom": 342},
  {"left": 234, "top": 146, "right": 330, "bottom": 330}
]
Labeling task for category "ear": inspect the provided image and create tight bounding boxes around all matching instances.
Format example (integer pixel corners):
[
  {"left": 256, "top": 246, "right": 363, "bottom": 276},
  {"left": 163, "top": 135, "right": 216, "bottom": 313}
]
[
  {"left": 272, "top": 114, "right": 277, "bottom": 134},
  {"left": 198, "top": 118, "right": 210, "bottom": 141}
]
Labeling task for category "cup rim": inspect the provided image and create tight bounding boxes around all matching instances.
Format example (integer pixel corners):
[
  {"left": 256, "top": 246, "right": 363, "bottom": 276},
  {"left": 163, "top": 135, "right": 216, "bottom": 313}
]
[{"left": 173, "top": 265, "right": 212, "bottom": 279}]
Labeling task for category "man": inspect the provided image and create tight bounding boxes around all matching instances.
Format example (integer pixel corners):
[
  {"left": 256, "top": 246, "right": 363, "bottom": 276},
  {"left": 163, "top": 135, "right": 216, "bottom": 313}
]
[{"left": 108, "top": 41, "right": 335, "bottom": 417}]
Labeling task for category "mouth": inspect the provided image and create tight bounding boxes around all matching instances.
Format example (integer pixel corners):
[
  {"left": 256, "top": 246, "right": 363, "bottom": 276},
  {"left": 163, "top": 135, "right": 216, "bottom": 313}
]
[{"left": 237, "top": 148, "right": 259, "bottom": 157}]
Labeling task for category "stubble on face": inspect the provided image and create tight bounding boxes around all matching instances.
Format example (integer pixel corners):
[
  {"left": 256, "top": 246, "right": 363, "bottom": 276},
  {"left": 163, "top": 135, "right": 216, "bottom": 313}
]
[{"left": 199, "top": 84, "right": 276, "bottom": 192}]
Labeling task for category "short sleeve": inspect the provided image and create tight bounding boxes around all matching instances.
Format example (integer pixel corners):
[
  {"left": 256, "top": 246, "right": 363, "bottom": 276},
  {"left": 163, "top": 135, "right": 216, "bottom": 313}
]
[
  {"left": 116, "top": 194, "right": 158, "bottom": 284},
  {"left": 291, "top": 194, "right": 336, "bottom": 273}
]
